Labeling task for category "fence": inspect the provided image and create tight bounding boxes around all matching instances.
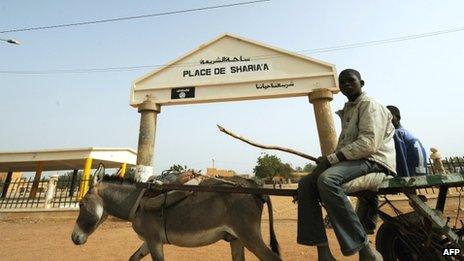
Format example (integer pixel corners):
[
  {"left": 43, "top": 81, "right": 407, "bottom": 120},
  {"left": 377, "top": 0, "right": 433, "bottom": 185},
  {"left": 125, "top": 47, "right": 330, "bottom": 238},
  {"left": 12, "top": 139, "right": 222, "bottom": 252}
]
[
  {"left": 429, "top": 157, "right": 464, "bottom": 174},
  {"left": 1, "top": 157, "right": 464, "bottom": 210},
  {"left": 0, "top": 176, "right": 91, "bottom": 210}
]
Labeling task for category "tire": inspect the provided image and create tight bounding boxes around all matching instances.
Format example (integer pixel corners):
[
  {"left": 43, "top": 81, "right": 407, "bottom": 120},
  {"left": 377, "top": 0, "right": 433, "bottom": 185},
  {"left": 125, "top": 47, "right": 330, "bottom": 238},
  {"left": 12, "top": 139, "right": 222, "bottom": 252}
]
[
  {"left": 376, "top": 221, "right": 417, "bottom": 261},
  {"left": 376, "top": 212, "right": 449, "bottom": 261}
]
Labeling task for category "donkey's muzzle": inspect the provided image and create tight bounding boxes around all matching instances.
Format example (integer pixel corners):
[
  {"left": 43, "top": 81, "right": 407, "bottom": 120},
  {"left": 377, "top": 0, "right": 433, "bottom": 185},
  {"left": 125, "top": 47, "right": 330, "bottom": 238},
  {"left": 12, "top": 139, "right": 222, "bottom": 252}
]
[
  {"left": 71, "top": 223, "right": 89, "bottom": 245},
  {"left": 71, "top": 231, "right": 87, "bottom": 245}
]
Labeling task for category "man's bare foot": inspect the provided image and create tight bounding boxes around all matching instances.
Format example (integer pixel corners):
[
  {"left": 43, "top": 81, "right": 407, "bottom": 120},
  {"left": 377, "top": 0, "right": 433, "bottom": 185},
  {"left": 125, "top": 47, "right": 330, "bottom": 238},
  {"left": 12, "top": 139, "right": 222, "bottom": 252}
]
[{"left": 359, "top": 243, "right": 383, "bottom": 261}]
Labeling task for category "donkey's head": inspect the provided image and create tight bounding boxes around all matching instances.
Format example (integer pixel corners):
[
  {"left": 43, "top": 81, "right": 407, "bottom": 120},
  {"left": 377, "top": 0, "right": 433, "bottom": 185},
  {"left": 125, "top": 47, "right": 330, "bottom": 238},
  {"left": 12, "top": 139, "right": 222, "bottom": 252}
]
[{"left": 71, "top": 164, "right": 108, "bottom": 245}]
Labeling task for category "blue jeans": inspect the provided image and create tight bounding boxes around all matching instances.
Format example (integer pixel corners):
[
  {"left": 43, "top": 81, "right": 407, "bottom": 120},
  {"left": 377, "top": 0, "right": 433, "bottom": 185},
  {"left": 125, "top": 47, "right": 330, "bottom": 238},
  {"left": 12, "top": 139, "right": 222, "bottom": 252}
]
[{"left": 297, "top": 160, "right": 386, "bottom": 256}]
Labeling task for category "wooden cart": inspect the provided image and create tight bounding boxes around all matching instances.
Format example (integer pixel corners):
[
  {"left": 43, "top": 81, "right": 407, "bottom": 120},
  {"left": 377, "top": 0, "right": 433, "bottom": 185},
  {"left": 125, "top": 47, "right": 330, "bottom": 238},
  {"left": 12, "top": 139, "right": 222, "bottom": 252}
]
[{"left": 137, "top": 172, "right": 464, "bottom": 260}]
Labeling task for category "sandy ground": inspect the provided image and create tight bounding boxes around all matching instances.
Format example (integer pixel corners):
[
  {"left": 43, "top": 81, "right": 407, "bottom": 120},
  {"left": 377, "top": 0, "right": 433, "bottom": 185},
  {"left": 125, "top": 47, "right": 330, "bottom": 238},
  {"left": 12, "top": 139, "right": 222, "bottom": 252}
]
[{"left": 0, "top": 194, "right": 462, "bottom": 261}]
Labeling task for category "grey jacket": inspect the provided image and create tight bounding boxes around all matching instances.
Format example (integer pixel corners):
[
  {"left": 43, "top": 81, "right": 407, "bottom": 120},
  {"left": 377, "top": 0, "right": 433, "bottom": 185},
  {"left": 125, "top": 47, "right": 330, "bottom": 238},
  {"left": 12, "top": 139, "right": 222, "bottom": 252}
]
[{"left": 335, "top": 93, "right": 396, "bottom": 174}]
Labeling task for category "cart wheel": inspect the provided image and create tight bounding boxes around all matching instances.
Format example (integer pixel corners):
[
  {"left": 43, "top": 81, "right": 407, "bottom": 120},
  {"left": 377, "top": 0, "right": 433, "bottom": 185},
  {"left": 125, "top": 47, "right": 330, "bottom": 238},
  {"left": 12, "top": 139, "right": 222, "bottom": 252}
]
[
  {"left": 376, "top": 221, "right": 417, "bottom": 261},
  {"left": 376, "top": 212, "right": 458, "bottom": 260}
]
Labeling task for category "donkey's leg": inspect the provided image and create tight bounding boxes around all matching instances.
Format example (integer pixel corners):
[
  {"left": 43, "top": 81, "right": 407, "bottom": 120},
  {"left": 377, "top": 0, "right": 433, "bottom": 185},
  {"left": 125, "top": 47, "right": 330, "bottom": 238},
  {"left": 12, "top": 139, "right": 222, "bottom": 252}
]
[
  {"left": 146, "top": 239, "right": 164, "bottom": 261},
  {"left": 230, "top": 239, "right": 245, "bottom": 261},
  {"left": 235, "top": 226, "right": 281, "bottom": 261},
  {"left": 129, "top": 242, "right": 149, "bottom": 261}
]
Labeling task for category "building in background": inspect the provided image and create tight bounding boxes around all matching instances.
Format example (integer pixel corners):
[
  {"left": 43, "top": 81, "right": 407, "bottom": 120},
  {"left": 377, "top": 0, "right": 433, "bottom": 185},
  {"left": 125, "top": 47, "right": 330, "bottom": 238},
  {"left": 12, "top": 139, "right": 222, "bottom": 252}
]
[
  {"left": 0, "top": 172, "right": 22, "bottom": 182},
  {"left": 206, "top": 168, "right": 236, "bottom": 177}
]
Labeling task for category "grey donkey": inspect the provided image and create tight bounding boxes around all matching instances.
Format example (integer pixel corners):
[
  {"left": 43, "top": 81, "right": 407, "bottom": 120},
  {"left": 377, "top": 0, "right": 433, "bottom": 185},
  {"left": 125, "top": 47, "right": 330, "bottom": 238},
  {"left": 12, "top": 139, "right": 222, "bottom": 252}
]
[{"left": 71, "top": 165, "right": 281, "bottom": 261}]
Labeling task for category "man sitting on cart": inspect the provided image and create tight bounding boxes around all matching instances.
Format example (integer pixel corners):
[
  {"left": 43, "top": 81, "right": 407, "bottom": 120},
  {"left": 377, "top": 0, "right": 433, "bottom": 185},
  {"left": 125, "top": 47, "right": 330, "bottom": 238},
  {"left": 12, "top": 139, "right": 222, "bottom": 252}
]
[
  {"left": 297, "top": 69, "right": 396, "bottom": 260},
  {"left": 386, "top": 105, "right": 428, "bottom": 177},
  {"left": 355, "top": 105, "right": 428, "bottom": 237}
]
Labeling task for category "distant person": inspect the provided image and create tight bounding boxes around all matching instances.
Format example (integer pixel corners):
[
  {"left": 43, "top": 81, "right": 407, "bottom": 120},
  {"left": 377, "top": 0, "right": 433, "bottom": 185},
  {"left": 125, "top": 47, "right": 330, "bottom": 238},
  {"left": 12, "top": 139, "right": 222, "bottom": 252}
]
[
  {"left": 430, "top": 147, "right": 448, "bottom": 174},
  {"left": 387, "top": 105, "right": 428, "bottom": 177}
]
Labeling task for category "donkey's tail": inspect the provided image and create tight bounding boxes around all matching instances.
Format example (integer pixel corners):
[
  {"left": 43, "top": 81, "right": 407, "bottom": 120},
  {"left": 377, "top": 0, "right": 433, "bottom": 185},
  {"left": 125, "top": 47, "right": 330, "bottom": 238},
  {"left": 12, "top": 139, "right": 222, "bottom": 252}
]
[{"left": 266, "top": 195, "right": 280, "bottom": 256}]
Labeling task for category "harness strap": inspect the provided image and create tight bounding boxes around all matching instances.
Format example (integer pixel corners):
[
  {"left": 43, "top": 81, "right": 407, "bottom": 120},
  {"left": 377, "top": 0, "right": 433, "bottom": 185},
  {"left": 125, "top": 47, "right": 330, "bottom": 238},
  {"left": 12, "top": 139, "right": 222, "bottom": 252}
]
[
  {"left": 161, "top": 192, "right": 171, "bottom": 244},
  {"left": 128, "top": 188, "right": 146, "bottom": 221}
]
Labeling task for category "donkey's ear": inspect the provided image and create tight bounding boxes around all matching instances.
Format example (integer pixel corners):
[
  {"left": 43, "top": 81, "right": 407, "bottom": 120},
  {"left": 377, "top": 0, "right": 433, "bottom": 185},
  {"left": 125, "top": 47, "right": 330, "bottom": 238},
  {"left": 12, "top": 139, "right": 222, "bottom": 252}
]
[{"left": 92, "top": 163, "right": 105, "bottom": 186}]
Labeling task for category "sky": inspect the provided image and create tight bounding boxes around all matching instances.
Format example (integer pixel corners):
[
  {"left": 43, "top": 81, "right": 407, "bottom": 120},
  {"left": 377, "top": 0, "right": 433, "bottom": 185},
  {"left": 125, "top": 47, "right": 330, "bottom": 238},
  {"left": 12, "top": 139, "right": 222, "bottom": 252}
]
[{"left": 1, "top": 0, "right": 464, "bottom": 175}]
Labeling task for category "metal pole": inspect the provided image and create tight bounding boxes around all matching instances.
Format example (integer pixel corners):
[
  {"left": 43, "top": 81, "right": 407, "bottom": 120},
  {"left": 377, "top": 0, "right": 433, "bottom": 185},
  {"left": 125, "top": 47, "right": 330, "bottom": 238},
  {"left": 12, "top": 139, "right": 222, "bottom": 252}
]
[
  {"left": 135, "top": 99, "right": 160, "bottom": 181},
  {"left": 1, "top": 171, "right": 13, "bottom": 198},
  {"left": 69, "top": 169, "right": 78, "bottom": 197}
]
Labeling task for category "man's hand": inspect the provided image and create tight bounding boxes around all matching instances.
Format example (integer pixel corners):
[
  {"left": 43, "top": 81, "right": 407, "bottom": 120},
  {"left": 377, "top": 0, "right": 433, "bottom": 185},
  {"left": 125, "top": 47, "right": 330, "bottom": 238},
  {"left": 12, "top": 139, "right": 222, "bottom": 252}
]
[
  {"left": 312, "top": 152, "right": 346, "bottom": 177},
  {"left": 317, "top": 152, "right": 347, "bottom": 166},
  {"left": 316, "top": 156, "right": 331, "bottom": 170}
]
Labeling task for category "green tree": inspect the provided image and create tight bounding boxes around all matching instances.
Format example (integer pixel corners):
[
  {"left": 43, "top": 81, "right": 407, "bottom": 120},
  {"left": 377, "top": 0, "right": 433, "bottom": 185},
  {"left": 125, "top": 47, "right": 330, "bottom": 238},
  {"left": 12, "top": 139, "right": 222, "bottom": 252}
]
[
  {"left": 168, "top": 164, "right": 187, "bottom": 172},
  {"left": 303, "top": 162, "right": 317, "bottom": 173},
  {"left": 253, "top": 153, "right": 293, "bottom": 179},
  {"left": 57, "top": 171, "right": 82, "bottom": 189},
  {"left": 278, "top": 163, "right": 293, "bottom": 178}
]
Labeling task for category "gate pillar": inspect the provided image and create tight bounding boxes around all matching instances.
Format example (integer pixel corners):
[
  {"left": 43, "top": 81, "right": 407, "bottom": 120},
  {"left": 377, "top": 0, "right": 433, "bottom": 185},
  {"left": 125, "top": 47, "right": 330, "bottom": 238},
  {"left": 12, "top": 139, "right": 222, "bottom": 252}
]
[
  {"left": 308, "top": 89, "right": 338, "bottom": 156},
  {"left": 135, "top": 99, "right": 161, "bottom": 181}
]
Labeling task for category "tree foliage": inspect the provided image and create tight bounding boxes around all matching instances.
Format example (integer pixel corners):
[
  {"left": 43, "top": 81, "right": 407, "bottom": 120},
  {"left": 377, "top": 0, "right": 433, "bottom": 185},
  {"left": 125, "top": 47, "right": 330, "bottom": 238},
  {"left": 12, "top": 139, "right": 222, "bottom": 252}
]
[
  {"left": 303, "top": 162, "right": 317, "bottom": 173},
  {"left": 57, "top": 171, "right": 82, "bottom": 189},
  {"left": 168, "top": 164, "right": 187, "bottom": 172},
  {"left": 253, "top": 153, "right": 293, "bottom": 179}
]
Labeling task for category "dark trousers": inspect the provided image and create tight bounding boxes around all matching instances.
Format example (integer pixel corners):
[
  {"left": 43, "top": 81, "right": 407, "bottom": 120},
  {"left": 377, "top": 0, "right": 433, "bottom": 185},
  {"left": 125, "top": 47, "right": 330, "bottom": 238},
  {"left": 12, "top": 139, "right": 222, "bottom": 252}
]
[
  {"left": 297, "top": 160, "right": 386, "bottom": 256},
  {"left": 356, "top": 194, "right": 379, "bottom": 233}
]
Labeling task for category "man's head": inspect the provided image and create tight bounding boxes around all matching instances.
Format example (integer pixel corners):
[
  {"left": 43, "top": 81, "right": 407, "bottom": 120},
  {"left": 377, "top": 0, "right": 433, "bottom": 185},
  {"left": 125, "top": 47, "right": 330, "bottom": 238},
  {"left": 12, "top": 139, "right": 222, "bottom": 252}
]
[
  {"left": 386, "top": 105, "right": 401, "bottom": 128},
  {"left": 338, "top": 69, "right": 364, "bottom": 101}
]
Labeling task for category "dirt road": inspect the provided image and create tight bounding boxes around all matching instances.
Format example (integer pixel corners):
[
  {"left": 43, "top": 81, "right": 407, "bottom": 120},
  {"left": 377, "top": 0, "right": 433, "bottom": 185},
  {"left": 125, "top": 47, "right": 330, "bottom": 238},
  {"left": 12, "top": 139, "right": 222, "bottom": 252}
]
[{"left": 0, "top": 195, "right": 461, "bottom": 260}]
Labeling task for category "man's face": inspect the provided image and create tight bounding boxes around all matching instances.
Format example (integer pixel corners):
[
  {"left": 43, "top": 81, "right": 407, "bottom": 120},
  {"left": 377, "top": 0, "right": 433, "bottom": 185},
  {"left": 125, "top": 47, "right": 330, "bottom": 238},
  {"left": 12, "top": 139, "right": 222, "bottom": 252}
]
[
  {"left": 339, "top": 72, "right": 364, "bottom": 101},
  {"left": 391, "top": 114, "right": 400, "bottom": 128}
]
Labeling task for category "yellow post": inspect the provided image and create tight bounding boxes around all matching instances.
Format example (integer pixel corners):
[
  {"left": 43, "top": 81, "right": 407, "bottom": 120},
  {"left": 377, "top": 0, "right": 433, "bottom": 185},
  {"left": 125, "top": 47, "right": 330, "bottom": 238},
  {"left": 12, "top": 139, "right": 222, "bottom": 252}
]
[
  {"left": 78, "top": 158, "right": 93, "bottom": 200},
  {"left": 119, "top": 163, "right": 127, "bottom": 178}
]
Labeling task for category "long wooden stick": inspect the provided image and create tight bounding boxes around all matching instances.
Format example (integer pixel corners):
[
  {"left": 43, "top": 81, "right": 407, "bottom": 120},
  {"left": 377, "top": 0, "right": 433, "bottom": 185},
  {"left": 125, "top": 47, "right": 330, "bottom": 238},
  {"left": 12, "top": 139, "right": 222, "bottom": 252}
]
[
  {"left": 136, "top": 182, "right": 297, "bottom": 197},
  {"left": 217, "top": 124, "right": 318, "bottom": 162}
]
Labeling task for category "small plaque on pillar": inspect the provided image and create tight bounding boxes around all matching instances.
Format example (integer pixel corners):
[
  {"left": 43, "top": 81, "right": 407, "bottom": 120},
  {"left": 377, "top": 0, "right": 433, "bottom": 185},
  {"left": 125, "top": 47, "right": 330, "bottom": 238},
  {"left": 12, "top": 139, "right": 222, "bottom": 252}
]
[{"left": 171, "top": 87, "right": 195, "bottom": 100}]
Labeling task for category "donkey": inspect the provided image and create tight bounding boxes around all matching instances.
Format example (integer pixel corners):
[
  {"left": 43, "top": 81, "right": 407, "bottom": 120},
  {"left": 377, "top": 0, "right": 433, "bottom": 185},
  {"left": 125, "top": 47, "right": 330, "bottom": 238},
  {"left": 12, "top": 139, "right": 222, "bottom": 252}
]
[{"left": 71, "top": 166, "right": 281, "bottom": 261}]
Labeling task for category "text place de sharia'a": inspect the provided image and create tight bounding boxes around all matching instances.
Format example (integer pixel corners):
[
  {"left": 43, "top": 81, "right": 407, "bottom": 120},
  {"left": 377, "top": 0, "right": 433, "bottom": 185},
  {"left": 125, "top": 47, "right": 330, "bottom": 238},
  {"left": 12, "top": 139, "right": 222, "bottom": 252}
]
[{"left": 182, "top": 63, "right": 270, "bottom": 78}]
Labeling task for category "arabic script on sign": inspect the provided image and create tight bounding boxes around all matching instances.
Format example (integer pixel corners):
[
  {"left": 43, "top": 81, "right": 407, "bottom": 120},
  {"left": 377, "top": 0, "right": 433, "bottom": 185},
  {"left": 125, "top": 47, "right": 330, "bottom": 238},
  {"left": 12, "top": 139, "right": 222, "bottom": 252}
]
[
  {"left": 199, "top": 56, "right": 251, "bottom": 65},
  {"left": 255, "top": 82, "right": 295, "bottom": 90}
]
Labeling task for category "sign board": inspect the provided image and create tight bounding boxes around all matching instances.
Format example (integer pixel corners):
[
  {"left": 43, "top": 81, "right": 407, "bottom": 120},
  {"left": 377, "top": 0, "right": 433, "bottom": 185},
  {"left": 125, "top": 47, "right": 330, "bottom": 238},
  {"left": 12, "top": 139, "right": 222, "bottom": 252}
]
[{"left": 131, "top": 33, "right": 338, "bottom": 106}]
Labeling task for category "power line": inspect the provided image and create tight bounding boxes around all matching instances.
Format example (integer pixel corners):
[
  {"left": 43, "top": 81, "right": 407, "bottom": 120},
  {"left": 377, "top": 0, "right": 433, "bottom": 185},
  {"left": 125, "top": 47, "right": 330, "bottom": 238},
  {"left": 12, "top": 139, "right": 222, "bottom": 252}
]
[
  {"left": 1, "top": 25, "right": 464, "bottom": 75},
  {"left": 300, "top": 26, "right": 464, "bottom": 54},
  {"left": 0, "top": 0, "right": 270, "bottom": 34}
]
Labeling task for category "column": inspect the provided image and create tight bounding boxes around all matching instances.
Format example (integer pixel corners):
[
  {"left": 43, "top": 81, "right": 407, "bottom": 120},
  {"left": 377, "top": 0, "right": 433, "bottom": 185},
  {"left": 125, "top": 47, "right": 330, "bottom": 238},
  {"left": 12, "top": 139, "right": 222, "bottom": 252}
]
[
  {"left": 135, "top": 99, "right": 161, "bottom": 181},
  {"left": 308, "top": 89, "right": 338, "bottom": 156},
  {"left": 29, "top": 162, "right": 43, "bottom": 198},
  {"left": 119, "top": 163, "right": 127, "bottom": 178},
  {"left": 44, "top": 175, "right": 59, "bottom": 208},
  {"left": 78, "top": 158, "right": 93, "bottom": 200}
]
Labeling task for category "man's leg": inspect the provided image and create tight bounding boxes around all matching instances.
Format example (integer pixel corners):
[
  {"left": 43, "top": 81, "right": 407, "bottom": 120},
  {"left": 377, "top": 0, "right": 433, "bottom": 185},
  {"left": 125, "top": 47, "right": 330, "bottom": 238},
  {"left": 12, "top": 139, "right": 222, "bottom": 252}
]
[
  {"left": 356, "top": 194, "right": 379, "bottom": 235},
  {"left": 297, "top": 173, "right": 327, "bottom": 245},
  {"left": 316, "top": 160, "right": 383, "bottom": 256},
  {"left": 297, "top": 166, "right": 337, "bottom": 261}
]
